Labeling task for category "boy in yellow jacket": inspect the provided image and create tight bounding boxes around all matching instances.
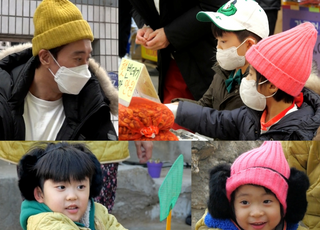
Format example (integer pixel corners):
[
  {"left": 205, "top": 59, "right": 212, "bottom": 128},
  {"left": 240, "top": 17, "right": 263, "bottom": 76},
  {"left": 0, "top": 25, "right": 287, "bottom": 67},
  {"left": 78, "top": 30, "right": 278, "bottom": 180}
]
[{"left": 18, "top": 142, "right": 127, "bottom": 230}]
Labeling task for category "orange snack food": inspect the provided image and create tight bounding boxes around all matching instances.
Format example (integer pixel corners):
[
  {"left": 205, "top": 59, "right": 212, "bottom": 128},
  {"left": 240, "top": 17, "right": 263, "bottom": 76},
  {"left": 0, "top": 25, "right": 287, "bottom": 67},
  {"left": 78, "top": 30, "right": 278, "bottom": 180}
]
[{"left": 119, "top": 97, "right": 179, "bottom": 140}]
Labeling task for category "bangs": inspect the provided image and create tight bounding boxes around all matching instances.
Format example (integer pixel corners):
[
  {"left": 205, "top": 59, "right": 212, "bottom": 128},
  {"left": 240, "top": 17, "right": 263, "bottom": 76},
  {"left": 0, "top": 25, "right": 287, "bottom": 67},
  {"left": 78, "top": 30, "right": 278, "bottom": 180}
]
[
  {"left": 211, "top": 23, "right": 225, "bottom": 38},
  {"left": 35, "top": 144, "right": 95, "bottom": 183}
]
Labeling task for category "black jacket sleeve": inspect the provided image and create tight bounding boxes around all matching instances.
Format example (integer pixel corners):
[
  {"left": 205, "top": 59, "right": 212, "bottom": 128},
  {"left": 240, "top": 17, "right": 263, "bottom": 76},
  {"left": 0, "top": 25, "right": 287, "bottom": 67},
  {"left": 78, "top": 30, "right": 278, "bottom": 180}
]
[{"left": 175, "top": 101, "right": 244, "bottom": 139}]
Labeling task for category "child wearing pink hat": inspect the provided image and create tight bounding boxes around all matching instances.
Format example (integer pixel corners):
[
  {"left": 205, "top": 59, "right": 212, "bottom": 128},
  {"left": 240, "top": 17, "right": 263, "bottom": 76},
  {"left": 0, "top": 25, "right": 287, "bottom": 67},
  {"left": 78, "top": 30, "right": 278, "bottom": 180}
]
[
  {"left": 170, "top": 22, "right": 320, "bottom": 140},
  {"left": 196, "top": 141, "right": 309, "bottom": 230}
]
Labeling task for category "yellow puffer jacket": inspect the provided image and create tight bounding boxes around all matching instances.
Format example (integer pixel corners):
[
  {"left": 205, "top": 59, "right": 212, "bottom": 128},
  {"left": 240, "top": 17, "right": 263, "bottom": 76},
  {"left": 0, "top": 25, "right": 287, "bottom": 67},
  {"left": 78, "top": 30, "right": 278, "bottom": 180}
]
[
  {"left": 195, "top": 210, "right": 221, "bottom": 230},
  {"left": 0, "top": 141, "right": 129, "bottom": 164},
  {"left": 27, "top": 202, "right": 127, "bottom": 230},
  {"left": 281, "top": 141, "right": 320, "bottom": 230}
]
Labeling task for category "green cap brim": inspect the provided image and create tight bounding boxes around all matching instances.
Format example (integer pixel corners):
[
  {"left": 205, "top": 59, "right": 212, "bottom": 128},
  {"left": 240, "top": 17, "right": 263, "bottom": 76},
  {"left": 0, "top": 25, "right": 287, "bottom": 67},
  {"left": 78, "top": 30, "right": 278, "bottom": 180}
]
[{"left": 196, "top": 11, "right": 214, "bottom": 22}]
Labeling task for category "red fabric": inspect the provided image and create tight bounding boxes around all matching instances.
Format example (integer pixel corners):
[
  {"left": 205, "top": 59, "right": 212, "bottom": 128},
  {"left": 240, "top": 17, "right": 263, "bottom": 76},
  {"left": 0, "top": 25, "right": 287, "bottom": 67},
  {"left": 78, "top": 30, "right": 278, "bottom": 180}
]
[
  {"left": 260, "top": 93, "right": 303, "bottom": 131},
  {"left": 163, "top": 59, "right": 194, "bottom": 130},
  {"left": 294, "top": 92, "right": 304, "bottom": 108},
  {"left": 260, "top": 103, "right": 295, "bottom": 131}
]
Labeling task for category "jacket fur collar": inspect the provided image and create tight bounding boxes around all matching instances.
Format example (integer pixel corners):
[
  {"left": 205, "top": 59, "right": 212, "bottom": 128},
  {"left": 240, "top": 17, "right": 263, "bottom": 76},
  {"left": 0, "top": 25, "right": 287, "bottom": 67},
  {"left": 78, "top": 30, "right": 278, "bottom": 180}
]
[{"left": 0, "top": 43, "right": 118, "bottom": 115}]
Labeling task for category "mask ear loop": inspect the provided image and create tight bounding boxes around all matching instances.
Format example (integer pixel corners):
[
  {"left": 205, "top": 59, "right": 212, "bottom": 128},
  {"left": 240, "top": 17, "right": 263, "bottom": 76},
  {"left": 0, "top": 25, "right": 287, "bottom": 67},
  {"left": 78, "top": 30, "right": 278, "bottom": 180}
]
[
  {"left": 48, "top": 51, "right": 61, "bottom": 68},
  {"left": 47, "top": 51, "right": 62, "bottom": 76},
  {"left": 236, "top": 38, "right": 256, "bottom": 49},
  {"left": 258, "top": 79, "right": 278, "bottom": 98}
]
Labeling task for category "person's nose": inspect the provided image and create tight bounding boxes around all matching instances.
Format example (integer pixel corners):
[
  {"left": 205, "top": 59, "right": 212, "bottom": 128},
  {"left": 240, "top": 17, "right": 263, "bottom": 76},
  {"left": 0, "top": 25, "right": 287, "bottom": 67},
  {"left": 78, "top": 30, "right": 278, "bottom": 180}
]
[
  {"left": 250, "top": 206, "right": 264, "bottom": 217},
  {"left": 66, "top": 189, "right": 77, "bottom": 201}
]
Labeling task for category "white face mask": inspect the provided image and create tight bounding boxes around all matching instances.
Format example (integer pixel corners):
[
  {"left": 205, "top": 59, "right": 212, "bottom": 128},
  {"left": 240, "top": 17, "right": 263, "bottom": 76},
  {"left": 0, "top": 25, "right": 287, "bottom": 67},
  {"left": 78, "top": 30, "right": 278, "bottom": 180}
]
[
  {"left": 240, "top": 78, "right": 277, "bottom": 111},
  {"left": 216, "top": 38, "right": 250, "bottom": 71},
  {"left": 48, "top": 52, "right": 91, "bottom": 95}
]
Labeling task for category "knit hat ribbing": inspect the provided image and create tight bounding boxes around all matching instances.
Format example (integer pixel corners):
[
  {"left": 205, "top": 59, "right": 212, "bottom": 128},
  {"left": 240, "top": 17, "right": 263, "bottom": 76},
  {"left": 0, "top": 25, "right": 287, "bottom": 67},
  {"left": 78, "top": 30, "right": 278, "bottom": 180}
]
[
  {"left": 32, "top": 0, "right": 94, "bottom": 56},
  {"left": 246, "top": 22, "right": 317, "bottom": 96},
  {"left": 226, "top": 141, "right": 290, "bottom": 213}
]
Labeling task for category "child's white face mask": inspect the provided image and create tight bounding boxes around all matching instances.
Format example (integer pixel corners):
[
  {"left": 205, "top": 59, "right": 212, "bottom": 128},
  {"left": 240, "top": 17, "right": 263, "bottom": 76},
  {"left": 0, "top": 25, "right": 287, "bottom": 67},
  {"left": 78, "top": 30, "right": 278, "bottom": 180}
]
[
  {"left": 216, "top": 38, "right": 250, "bottom": 71},
  {"left": 48, "top": 52, "right": 91, "bottom": 95},
  {"left": 240, "top": 78, "right": 277, "bottom": 111}
]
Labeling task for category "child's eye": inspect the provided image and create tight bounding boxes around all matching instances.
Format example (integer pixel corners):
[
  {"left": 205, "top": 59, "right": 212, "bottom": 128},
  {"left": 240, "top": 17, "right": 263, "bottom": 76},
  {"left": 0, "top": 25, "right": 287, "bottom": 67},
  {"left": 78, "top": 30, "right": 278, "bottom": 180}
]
[
  {"left": 240, "top": 200, "right": 249, "bottom": 205},
  {"left": 78, "top": 185, "right": 86, "bottom": 189},
  {"left": 57, "top": 185, "right": 65, "bottom": 190},
  {"left": 263, "top": 200, "right": 272, "bottom": 204}
]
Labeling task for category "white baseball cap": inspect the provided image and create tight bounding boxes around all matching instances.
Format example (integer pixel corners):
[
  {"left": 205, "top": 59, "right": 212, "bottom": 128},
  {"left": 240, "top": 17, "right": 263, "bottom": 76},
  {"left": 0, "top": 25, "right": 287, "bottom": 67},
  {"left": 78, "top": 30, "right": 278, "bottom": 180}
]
[{"left": 197, "top": 0, "right": 269, "bottom": 39}]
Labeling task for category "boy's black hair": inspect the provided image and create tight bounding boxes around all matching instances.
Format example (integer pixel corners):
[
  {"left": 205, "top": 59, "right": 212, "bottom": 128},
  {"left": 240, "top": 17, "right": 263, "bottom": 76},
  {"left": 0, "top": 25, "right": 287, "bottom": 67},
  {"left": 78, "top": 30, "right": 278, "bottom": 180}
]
[
  {"left": 34, "top": 45, "right": 66, "bottom": 69},
  {"left": 211, "top": 23, "right": 262, "bottom": 43},
  {"left": 255, "top": 68, "right": 294, "bottom": 104},
  {"left": 18, "top": 142, "right": 103, "bottom": 201},
  {"left": 207, "top": 164, "right": 309, "bottom": 224}
]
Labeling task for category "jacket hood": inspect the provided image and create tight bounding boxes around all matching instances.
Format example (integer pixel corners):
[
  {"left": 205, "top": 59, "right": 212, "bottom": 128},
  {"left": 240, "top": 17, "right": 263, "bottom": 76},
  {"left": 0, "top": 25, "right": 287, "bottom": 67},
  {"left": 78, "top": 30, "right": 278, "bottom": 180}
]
[
  {"left": 0, "top": 43, "right": 118, "bottom": 115},
  {"left": 20, "top": 199, "right": 96, "bottom": 230},
  {"left": 20, "top": 200, "right": 52, "bottom": 230}
]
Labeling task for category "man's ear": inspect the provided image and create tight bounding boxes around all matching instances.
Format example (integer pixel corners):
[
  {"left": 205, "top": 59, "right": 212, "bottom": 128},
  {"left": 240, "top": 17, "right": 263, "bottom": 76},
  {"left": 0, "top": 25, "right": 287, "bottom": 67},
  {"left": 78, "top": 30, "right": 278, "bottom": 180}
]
[
  {"left": 38, "top": 49, "right": 51, "bottom": 68},
  {"left": 34, "top": 186, "right": 44, "bottom": 203}
]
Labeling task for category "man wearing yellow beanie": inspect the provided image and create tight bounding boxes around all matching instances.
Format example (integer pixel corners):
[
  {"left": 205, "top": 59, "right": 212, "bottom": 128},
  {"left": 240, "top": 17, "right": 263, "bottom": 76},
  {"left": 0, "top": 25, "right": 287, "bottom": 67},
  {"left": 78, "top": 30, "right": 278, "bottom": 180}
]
[{"left": 0, "top": 0, "right": 118, "bottom": 140}]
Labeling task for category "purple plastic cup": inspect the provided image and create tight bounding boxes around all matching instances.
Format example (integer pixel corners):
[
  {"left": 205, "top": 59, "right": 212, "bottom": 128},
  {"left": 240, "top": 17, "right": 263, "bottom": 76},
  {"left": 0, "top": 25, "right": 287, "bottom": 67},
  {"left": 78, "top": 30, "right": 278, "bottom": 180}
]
[{"left": 147, "top": 162, "right": 163, "bottom": 178}]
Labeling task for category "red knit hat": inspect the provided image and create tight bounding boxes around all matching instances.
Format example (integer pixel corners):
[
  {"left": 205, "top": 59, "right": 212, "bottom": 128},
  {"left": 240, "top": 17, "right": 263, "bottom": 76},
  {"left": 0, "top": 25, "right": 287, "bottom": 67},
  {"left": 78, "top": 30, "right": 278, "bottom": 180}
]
[
  {"left": 226, "top": 141, "right": 290, "bottom": 213},
  {"left": 246, "top": 22, "right": 317, "bottom": 96}
]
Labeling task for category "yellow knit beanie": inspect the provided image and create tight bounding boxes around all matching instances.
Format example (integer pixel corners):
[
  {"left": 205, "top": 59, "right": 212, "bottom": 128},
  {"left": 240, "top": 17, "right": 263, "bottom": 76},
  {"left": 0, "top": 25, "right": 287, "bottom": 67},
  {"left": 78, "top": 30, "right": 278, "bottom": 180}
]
[{"left": 32, "top": 0, "right": 94, "bottom": 56}]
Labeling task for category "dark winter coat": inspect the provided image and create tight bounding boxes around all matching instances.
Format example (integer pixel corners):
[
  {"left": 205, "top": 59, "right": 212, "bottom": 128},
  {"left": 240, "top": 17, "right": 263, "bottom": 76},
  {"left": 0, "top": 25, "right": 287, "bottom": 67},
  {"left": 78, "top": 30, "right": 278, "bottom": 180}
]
[
  {"left": 129, "top": 0, "right": 224, "bottom": 101},
  {"left": 175, "top": 88, "right": 320, "bottom": 140},
  {"left": 256, "top": 0, "right": 281, "bottom": 11},
  {"left": 0, "top": 44, "right": 118, "bottom": 140},
  {"left": 172, "top": 65, "right": 248, "bottom": 110}
]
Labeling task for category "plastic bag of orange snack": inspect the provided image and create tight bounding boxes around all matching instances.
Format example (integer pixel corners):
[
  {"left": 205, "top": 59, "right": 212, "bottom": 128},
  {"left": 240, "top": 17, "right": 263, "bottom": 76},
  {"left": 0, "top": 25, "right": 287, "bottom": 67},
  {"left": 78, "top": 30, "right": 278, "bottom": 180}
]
[{"left": 119, "top": 97, "right": 179, "bottom": 140}]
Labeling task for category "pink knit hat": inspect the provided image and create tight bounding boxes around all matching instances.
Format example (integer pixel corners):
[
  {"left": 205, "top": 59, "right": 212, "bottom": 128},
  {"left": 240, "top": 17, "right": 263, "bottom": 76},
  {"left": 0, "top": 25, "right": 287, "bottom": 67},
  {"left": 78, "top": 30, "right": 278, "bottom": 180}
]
[
  {"left": 226, "top": 141, "right": 290, "bottom": 213},
  {"left": 246, "top": 22, "right": 317, "bottom": 96}
]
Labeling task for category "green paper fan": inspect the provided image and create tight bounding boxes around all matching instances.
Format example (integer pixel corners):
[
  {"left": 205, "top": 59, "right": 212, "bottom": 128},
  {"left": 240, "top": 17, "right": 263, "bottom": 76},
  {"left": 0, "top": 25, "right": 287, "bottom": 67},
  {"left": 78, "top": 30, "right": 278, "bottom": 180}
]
[{"left": 158, "top": 154, "right": 184, "bottom": 221}]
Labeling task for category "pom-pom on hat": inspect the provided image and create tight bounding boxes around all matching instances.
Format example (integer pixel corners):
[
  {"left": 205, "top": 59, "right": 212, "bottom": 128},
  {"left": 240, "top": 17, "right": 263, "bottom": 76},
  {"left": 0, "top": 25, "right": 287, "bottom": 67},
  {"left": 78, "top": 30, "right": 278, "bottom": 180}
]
[
  {"left": 196, "top": 0, "right": 269, "bottom": 39},
  {"left": 226, "top": 141, "right": 290, "bottom": 213},
  {"left": 246, "top": 22, "right": 317, "bottom": 96},
  {"left": 32, "top": 0, "right": 94, "bottom": 56}
]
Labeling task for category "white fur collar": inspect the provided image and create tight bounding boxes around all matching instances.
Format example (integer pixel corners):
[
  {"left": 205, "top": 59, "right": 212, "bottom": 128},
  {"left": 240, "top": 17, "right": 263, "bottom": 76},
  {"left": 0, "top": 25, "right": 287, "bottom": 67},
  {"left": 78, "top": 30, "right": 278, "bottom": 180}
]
[{"left": 79, "top": 199, "right": 91, "bottom": 228}]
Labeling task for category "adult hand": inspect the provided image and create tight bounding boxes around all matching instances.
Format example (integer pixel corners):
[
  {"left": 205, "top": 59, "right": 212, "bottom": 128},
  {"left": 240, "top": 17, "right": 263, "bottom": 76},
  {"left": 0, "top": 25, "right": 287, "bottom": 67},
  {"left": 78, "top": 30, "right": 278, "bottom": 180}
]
[
  {"left": 136, "top": 26, "right": 154, "bottom": 46},
  {"left": 134, "top": 141, "right": 153, "bottom": 163},
  {"left": 145, "top": 28, "right": 170, "bottom": 51}
]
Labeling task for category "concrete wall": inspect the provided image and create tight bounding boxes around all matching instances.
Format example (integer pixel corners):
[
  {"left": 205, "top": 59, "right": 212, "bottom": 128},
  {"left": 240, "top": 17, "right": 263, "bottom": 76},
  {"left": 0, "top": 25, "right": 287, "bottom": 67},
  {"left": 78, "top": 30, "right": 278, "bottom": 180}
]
[{"left": 0, "top": 160, "right": 22, "bottom": 230}]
